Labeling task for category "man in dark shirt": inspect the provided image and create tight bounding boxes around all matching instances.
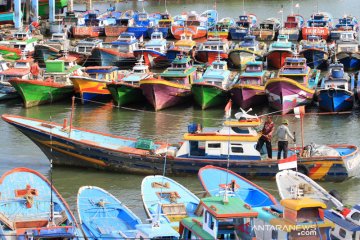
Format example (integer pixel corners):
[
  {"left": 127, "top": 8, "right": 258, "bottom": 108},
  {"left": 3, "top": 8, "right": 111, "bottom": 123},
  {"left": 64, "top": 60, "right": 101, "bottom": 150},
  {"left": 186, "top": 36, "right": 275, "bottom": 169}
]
[
  {"left": 189, "top": 46, "right": 196, "bottom": 64},
  {"left": 256, "top": 116, "right": 274, "bottom": 159}
]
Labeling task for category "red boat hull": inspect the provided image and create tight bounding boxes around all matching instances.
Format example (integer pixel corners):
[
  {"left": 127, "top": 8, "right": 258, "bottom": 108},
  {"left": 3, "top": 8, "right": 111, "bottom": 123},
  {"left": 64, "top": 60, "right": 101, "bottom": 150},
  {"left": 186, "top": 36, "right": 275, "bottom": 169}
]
[
  {"left": 266, "top": 51, "right": 294, "bottom": 69},
  {"left": 171, "top": 26, "right": 207, "bottom": 40},
  {"left": 302, "top": 27, "right": 330, "bottom": 40},
  {"left": 104, "top": 26, "right": 128, "bottom": 37},
  {"left": 72, "top": 26, "right": 100, "bottom": 38},
  {"left": 196, "top": 51, "right": 228, "bottom": 64}
]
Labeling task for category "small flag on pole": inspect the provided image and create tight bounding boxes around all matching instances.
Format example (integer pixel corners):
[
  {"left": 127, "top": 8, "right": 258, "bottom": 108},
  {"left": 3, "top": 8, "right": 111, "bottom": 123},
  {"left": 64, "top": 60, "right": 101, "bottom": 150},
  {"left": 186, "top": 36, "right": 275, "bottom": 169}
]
[
  {"left": 224, "top": 100, "right": 232, "bottom": 119},
  {"left": 278, "top": 155, "right": 297, "bottom": 170},
  {"left": 294, "top": 106, "right": 305, "bottom": 119},
  {"left": 139, "top": 34, "right": 144, "bottom": 43}
]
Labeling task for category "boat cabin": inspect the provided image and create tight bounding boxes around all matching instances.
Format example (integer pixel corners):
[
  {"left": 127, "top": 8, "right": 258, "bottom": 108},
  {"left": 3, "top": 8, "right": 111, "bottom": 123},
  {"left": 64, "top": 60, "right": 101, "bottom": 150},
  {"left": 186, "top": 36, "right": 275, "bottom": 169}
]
[
  {"left": 235, "top": 15, "right": 251, "bottom": 28},
  {"left": 239, "top": 35, "right": 260, "bottom": 51},
  {"left": 134, "top": 223, "right": 179, "bottom": 240},
  {"left": 144, "top": 32, "right": 167, "bottom": 53},
  {"left": 284, "top": 15, "right": 300, "bottom": 29},
  {"left": 180, "top": 196, "right": 258, "bottom": 240},
  {"left": 0, "top": 58, "right": 32, "bottom": 83},
  {"left": 122, "top": 60, "right": 151, "bottom": 84},
  {"left": 75, "top": 38, "right": 103, "bottom": 55},
  {"left": 174, "top": 33, "right": 196, "bottom": 52},
  {"left": 307, "top": 14, "right": 329, "bottom": 27},
  {"left": 197, "top": 60, "right": 231, "bottom": 88},
  {"left": 158, "top": 13, "right": 172, "bottom": 27},
  {"left": 336, "top": 32, "right": 358, "bottom": 53},
  {"left": 84, "top": 66, "right": 119, "bottom": 82},
  {"left": 260, "top": 19, "right": 278, "bottom": 30},
  {"left": 269, "top": 35, "right": 292, "bottom": 50},
  {"left": 176, "top": 114, "right": 261, "bottom": 160},
  {"left": 258, "top": 198, "right": 334, "bottom": 240},
  {"left": 199, "top": 38, "right": 229, "bottom": 52},
  {"left": 239, "top": 61, "right": 265, "bottom": 85},
  {"left": 12, "top": 31, "right": 32, "bottom": 40},
  {"left": 44, "top": 58, "right": 81, "bottom": 84},
  {"left": 322, "top": 64, "right": 351, "bottom": 90},
  {"left": 160, "top": 54, "right": 197, "bottom": 83},
  {"left": 110, "top": 32, "right": 139, "bottom": 53},
  {"left": 278, "top": 57, "right": 309, "bottom": 83}
]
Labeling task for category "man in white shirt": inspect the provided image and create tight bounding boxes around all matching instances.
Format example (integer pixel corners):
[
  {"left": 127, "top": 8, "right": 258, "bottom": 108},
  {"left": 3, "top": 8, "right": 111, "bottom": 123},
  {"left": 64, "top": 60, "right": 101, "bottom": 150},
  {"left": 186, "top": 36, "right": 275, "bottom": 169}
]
[{"left": 275, "top": 119, "right": 295, "bottom": 159}]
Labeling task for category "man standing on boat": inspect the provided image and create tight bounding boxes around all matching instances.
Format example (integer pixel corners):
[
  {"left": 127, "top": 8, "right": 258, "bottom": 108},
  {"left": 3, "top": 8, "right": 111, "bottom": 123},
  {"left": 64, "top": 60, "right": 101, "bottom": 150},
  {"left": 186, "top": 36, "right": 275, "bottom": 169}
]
[
  {"left": 275, "top": 119, "right": 295, "bottom": 159},
  {"left": 256, "top": 116, "right": 274, "bottom": 159},
  {"left": 189, "top": 46, "right": 197, "bottom": 64}
]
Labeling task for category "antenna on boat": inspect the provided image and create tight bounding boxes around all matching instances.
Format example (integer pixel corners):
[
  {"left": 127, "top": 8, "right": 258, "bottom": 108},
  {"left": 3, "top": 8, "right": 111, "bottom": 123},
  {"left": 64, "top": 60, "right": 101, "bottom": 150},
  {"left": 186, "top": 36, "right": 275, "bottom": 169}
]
[
  {"left": 223, "top": 100, "right": 232, "bottom": 204},
  {"left": 242, "top": 0, "right": 245, "bottom": 15},
  {"left": 164, "top": 0, "right": 168, "bottom": 14},
  {"left": 291, "top": 0, "right": 294, "bottom": 15}
]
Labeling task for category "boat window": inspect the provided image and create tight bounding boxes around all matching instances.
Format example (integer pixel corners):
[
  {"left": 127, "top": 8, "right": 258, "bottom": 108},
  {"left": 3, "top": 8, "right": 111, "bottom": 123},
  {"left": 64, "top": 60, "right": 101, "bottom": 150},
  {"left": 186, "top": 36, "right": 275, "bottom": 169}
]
[
  {"left": 14, "top": 62, "right": 28, "bottom": 68},
  {"left": 351, "top": 212, "right": 360, "bottom": 221},
  {"left": 271, "top": 229, "right": 278, "bottom": 239},
  {"left": 339, "top": 228, "right": 347, "bottom": 238},
  {"left": 231, "top": 147, "right": 243, "bottom": 153},
  {"left": 208, "top": 214, "right": 215, "bottom": 230},
  {"left": 14, "top": 44, "right": 26, "bottom": 50},
  {"left": 231, "top": 127, "right": 250, "bottom": 134},
  {"left": 208, "top": 143, "right": 221, "bottom": 148},
  {"left": 211, "top": 46, "right": 217, "bottom": 50},
  {"left": 78, "top": 46, "right": 85, "bottom": 52}
]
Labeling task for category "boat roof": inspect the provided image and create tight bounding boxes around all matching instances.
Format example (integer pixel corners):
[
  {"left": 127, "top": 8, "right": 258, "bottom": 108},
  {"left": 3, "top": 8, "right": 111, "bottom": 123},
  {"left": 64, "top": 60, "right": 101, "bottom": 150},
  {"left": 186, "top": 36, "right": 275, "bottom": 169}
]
[
  {"left": 223, "top": 119, "right": 261, "bottom": 127},
  {"left": 201, "top": 196, "right": 259, "bottom": 218},
  {"left": 324, "top": 210, "right": 360, "bottom": 232},
  {"left": 280, "top": 198, "right": 327, "bottom": 211},
  {"left": 202, "top": 68, "right": 230, "bottom": 79},
  {"left": 0, "top": 68, "right": 30, "bottom": 76},
  {"left": 241, "top": 71, "right": 265, "bottom": 78},
  {"left": 183, "top": 132, "right": 260, "bottom": 142},
  {"left": 85, "top": 66, "right": 118, "bottom": 73},
  {"left": 58, "top": 56, "right": 78, "bottom": 62}
]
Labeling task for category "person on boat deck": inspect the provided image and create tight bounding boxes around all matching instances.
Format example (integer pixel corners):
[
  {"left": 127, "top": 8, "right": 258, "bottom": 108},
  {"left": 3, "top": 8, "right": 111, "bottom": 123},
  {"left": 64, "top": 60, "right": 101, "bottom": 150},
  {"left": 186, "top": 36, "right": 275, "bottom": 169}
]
[
  {"left": 275, "top": 119, "right": 295, "bottom": 159},
  {"left": 256, "top": 115, "right": 274, "bottom": 159},
  {"left": 189, "top": 46, "right": 197, "bottom": 64}
]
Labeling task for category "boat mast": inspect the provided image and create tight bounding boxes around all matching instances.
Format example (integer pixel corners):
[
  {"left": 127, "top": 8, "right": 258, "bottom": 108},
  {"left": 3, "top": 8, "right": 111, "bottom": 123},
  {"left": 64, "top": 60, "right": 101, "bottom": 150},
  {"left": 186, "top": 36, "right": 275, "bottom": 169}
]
[
  {"left": 242, "top": 0, "right": 245, "bottom": 15},
  {"left": 69, "top": 96, "right": 75, "bottom": 138},
  {"left": 291, "top": 0, "right": 294, "bottom": 15},
  {"left": 164, "top": 0, "right": 168, "bottom": 14},
  {"left": 49, "top": 116, "right": 55, "bottom": 226}
]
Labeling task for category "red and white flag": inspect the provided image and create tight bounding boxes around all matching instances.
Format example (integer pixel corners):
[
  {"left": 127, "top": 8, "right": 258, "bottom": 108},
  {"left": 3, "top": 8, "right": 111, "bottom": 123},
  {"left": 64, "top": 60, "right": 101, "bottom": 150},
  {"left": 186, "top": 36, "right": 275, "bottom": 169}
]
[
  {"left": 224, "top": 100, "right": 232, "bottom": 119},
  {"left": 278, "top": 155, "right": 297, "bottom": 170},
  {"left": 294, "top": 106, "right": 305, "bottom": 119}
]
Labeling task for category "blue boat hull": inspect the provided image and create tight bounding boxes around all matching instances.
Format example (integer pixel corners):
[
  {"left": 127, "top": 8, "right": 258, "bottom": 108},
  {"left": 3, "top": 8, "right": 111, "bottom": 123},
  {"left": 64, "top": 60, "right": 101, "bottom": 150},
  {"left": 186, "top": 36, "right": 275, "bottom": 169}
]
[
  {"left": 229, "top": 28, "right": 249, "bottom": 40},
  {"left": 301, "top": 49, "right": 328, "bottom": 69},
  {"left": 127, "top": 27, "right": 149, "bottom": 38},
  {"left": 317, "top": 89, "right": 354, "bottom": 112},
  {"left": 147, "top": 27, "right": 170, "bottom": 39},
  {"left": 337, "top": 54, "right": 360, "bottom": 71},
  {"left": 90, "top": 48, "right": 137, "bottom": 69}
]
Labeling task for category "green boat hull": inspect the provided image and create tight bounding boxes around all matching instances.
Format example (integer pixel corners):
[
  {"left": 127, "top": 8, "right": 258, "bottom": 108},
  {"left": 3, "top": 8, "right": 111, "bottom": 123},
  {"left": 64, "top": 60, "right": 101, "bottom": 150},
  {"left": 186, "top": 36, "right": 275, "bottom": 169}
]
[
  {"left": 192, "top": 84, "right": 229, "bottom": 109},
  {"left": 0, "top": 50, "right": 20, "bottom": 61},
  {"left": 11, "top": 81, "right": 73, "bottom": 108},
  {"left": 107, "top": 83, "right": 144, "bottom": 106},
  {"left": 39, "top": 0, "right": 68, "bottom": 17}
]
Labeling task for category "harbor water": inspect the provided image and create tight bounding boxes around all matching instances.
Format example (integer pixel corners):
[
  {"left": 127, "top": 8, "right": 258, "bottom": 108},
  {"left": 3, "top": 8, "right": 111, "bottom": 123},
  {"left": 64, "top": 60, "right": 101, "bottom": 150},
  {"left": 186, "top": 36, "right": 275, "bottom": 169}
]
[{"left": 1, "top": 0, "right": 360, "bottom": 221}]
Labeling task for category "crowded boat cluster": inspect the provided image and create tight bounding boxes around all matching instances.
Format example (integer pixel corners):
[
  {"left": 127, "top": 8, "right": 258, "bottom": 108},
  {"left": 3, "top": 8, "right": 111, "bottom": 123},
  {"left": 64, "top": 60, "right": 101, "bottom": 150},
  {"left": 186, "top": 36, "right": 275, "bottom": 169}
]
[
  {"left": 0, "top": 7, "right": 360, "bottom": 113},
  {"left": 0, "top": 165, "right": 359, "bottom": 240}
]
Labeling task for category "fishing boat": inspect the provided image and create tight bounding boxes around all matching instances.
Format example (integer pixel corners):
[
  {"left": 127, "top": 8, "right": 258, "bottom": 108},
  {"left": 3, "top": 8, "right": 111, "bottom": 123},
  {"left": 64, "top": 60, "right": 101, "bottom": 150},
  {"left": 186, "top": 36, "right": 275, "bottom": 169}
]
[
  {"left": 107, "top": 58, "right": 151, "bottom": 106},
  {"left": 228, "top": 35, "right": 266, "bottom": 69},
  {"left": 252, "top": 18, "right": 281, "bottom": 41},
  {"left": 316, "top": 63, "right": 354, "bottom": 112},
  {"left": 70, "top": 66, "right": 120, "bottom": 103},
  {"left": 0, "top": 56, "right": 35, "bottom": 100},
  {"left": 10, "top": 56, "right": 81, "bottom": 108},
  {"left": 229, "top": 14, "right": 257, "bottom": 40},
  {"left": 171, "top": 11, "right": 208, "bottom": 40},
  {"left": 179, "top": 195, "right": 259, "bottom": 239},
  {"left": 69, "top": 38, "right": 103, "bottom": 65},
  {"left": 72, "top": 12, "right": 102, "bottom": 38},
  {"left": 299, "top": 35, "right": 329, "bottom": 69},
  {"left": 277, "top": 170, "right": 360, "bottom": 240},
  {"left": 0, "top": 31, "right": 38, "bottom": 61},
  {"left": 265, "top": 35, "right": 296, "bottom": 69},
  {"left": 334, "top": 32, "right": 360, "bottom": 71},
  {"left": 265, "top": 57, "right": 320, "bottom": 114},
  {"left": 2, "top": 108, "right": 360, "bottom": 182},
  {"left": 207, "top": 18, "right": 234, "bottom": 39},
  {"left": 191, "top": 59, "right": 234, "bottom": 109},
  {"left": 127, "top": 10, "right": 160, "bottom": 39},
  {"left": 166, "top": 33, "right": 196, "bottom": 62},
  {"left": 77, "top": 186, "right": 179, "bottom": 239},
  {"left": 102, "top": 11, "right": 129, "bottom": 37},
  {"left": 0, "top": 167, "right": 84, "bottom": 239},
  {"left": 90, "top": 32, "right": 138, "bottom": 69},
  {"left": 141, "top": 175, "right": 199, "bottom": 230},
  {"left": 230, "top": 61, "right": 272, "bottom": 109},
  {"left": 330, "top": 15, "right": 358, "bottom": 41},
  {"left": 302, "top": 12, "right": 332, "bottom": 40},
  {"left": 279, "top": 14, "right": 304, "bottom": 41},
  {"left": 199, "top": 165, "right": 334, "bottom": 239},
  {"left": 195, "top": 37, "right": 230, "bottom": 64},
  {"left": 133, "top": 31, "right": 168, "bottom": 68},
  {"left": 140, "top": 54, "right": 198, "bottom": 111},
  {"left": 147, "top": 12, "right": 173, "bottom": 39}
]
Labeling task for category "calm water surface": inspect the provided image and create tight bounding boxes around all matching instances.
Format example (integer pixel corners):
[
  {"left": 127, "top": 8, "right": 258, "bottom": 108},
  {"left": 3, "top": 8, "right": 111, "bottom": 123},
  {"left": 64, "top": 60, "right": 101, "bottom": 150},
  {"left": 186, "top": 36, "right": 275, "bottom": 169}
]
[{"left": 1, "top": 0, "right": 360, "bottom": 220}]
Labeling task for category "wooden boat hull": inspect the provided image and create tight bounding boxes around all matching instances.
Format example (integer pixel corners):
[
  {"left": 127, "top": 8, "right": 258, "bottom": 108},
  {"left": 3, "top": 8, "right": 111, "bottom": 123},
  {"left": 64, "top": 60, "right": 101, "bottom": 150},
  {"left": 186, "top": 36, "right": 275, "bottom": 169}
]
[
  {"left": 279, "top": 28, "right": 300, "bottom": 41},
  {"left": 90, "top": 47, "right": 137, "bottom": 69},
  {"left": 140, "top": 79, "right": 192, "bottom": 111},
  {"left": 171, "top": 26, "right": 207, "bottom": 40},
  {"left": 191, "top": 83, "right": 229, "bottom": 109},
  {"left": 104, "top": 26, "right": 128, "bottom": 37},
  {"left": 264, "top": 78, "right": 315, "bottom": 114},
  {"left": 107, "top": 82, "right": 144, "bottom": 106},
  {"left": 70, "top": 76, "right": 111, "bottom": 104},
  {"left": 196, "top": 51, "right": 228, "bottom": 64},
  {"left": 228, "top": 49, "right": 262, "bottom": 69},
  {"left": 266, "top": 50, "right": 294, "bottom": 69},
  {"left": 317, "top": 89, "right": 354, "bottom": 112},
  {"left": 0, "top": 167, "right": 84, "bottom": 239},
  {"left": 300, "top": 48, "right": 329, "bottom": 69},
  {"left": 302, "top": 27, "right": 330, "bottom": 40},
  {"left": 335, "top": 52, "right": 360, "bottom": 71},
  {"left": 252, "top": 29, "right": 276, "bottom": 41},
  {"left": 9, "top": 78, "right": 74, "bottom": 108},
  {"left": 2, "top": 114, "right": 357, "bottom": 182},
  {"left": 230, "top": 84, "right": 266, "bottom": 109},
  {"left": 72, "top": 26, "right": 101, "bottom": 38},
  {"left": 133, "top": 49, "right": 169, "bottom": 68}
]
